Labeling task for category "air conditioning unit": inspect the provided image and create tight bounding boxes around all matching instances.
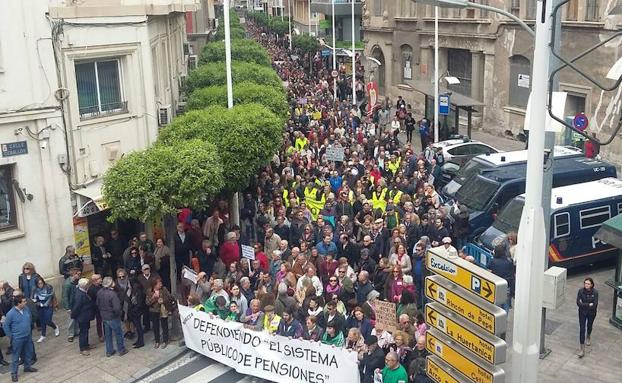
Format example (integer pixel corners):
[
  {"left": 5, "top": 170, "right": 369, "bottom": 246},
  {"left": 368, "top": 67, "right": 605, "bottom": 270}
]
[
  {"left": 176, "top": 101, "right": 187, "bottom": 116},
  {"left": 158, "top": 105, "right": 172, "bottom": 126},
  {"left": 188, "top": 55, "right": 198, "bottom": 70}
]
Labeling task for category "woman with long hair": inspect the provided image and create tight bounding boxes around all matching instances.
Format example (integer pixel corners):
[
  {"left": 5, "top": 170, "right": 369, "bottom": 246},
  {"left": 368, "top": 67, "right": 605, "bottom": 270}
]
[
  {"left": 145, "top": 277, "right": 173, "bottom": 349},
  {"left": 33, "top": 277, "right": 59, "bottom": 342},
  {"left": 18, "top": 262, "right": 40, "bottom": 299},
  {"left": 577, "top": 277, "right": 598, "bottom": 358},
  {"left": 386, "top": 266, "right": 405, "bottom": 303}
]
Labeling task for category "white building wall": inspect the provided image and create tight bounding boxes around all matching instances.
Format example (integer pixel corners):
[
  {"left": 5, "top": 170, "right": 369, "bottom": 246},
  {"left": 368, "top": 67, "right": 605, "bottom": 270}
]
[{"left": 0, "top": 0, "right": 74, "bottom": 286}]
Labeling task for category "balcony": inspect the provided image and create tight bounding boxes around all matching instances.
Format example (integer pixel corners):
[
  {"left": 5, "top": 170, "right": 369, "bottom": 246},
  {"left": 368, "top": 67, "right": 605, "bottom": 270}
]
[
  {"left": 311, "top": 0, "right": 362, "bottom": 17},
  {"left": 49, "top": 0, "right": 199, "bottom": 18},
  {"left": 79, "top": 101, "right": 129, "bottom": 121}
]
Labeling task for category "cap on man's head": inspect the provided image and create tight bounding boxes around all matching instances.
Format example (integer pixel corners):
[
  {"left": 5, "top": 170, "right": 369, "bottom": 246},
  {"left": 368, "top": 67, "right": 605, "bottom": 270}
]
[
  {"left": 142, "top": 264, "right": 151, "bottom": 270},
  {"left": 364, "top": 335, "right": 378, "bottom": 346},
  {"left": 442, "top": 237, "right": 452, "bottom": 244}
]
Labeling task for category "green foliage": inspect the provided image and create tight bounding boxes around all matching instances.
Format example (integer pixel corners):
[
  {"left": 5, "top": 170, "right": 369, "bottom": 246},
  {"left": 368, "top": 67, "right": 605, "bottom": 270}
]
[
  {"left": 187, "top": 81, "right": 288, "bottom": 118},
  {"left": 186, "top": 61, "right": 282, "bottom": 94},
  {"left": 268, "top": 18, "right": 289, "bottom": 36},
  {"left": 247, "top": 11, "right": 269, "bottom": 27},
  {"left": 199, "top": 40, "right": 270, "bottom": 66},
  {"left": 292, "top": 34, "right": 320, "bottom": 56},
  {"left": 158, "top": 104, "right": 283, "bottom": 191},
  {"left": 214, "top": 25, "right": 246, "bottom": 41},
  {"left": 102, "top": 140, "right": 224, "bottom": 222}
]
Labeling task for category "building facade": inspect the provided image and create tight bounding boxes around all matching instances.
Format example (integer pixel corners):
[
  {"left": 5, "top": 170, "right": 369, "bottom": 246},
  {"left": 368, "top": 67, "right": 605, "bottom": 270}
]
[
  {"left": 363, "top": 0, "right": 622, "bottom": 164},
  {"left": 0, "top": 0, "right": 196, "bottom": 285}
]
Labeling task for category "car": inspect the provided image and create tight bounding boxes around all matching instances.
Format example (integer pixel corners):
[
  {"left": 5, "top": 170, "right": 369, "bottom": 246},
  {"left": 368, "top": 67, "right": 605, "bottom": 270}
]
[{"left": 432, "top": 136, "right": 499, "bottom": 162}]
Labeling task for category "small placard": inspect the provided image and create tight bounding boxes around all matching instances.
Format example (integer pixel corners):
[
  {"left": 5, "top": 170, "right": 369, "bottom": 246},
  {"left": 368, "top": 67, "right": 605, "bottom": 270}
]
[
  {"left": 1, "top": 141, "right": 28, "bottom": 157},
  {"left": 241, "top": 244, "right": 255, "bottom": 260}
]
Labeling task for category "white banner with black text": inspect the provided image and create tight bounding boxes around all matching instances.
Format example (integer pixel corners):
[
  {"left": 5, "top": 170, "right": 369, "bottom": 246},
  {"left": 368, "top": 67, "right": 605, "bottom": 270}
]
[{"left": 179, "top": 305, "right": 360, "bottom": 383}]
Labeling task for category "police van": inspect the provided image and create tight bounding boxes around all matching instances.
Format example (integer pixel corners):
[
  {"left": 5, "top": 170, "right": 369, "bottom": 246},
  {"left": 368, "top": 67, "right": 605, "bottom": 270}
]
[
  {"left": 479, "top": 178, "right": 622, "bottom": 267},
  {"left": 455, "top": 156, "right": 617, "bottom": 238},
  {"left": 441, "top": 146, "right": 583, "bottom": 199}
]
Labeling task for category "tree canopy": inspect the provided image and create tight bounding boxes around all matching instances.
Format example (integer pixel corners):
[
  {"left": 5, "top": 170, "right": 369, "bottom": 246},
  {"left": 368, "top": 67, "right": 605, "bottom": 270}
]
[
  {"left": 185, "top": 61, "right": 282, "bottom": 94},
  {"left": 157, "top": 104, "right": 283, "bottom": 191},
  {"left": 187, "top": 81, "right": 288, "bottom": 119},
  {"left": 199, "top": 40, "right": 270, "bottom": 67},
  {"left": 102, "top": 139, "right": 224, "bottom": 222},
  {"left": 293, "top": 34, "right": 321, "bottom": 56}
]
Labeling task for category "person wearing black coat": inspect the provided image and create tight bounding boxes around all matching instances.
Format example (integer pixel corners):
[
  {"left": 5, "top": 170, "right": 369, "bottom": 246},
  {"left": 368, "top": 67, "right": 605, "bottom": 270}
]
[
  {"left": 488, "top": 244, "right": 515, "bottom": 311},
  {"left": 71, "top": 279, "right": 96, "bottom": 355},
  {"left": 576, "top": 277, "right": 599, "bottom": 358},
  {"left": 359, "top": 336, "right": 386, "bottom": 383},
  {"left": 127, "top": 279, "right": 146, "bottom": 348}
]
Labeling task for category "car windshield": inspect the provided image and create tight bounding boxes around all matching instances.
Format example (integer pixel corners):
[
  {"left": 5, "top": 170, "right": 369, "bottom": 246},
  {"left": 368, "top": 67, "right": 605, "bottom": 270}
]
[
  {"left": 493, "top": 198, "right": 524, "bottom": 233},
  {"left": 455, "top": 160, "right": 488, "bottom": 185},
  {"left": 455, "top": 175, "right": 499, "bottom": 211}
]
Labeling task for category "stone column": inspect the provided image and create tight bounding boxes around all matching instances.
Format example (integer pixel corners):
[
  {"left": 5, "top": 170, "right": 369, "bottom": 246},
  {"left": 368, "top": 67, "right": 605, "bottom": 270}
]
[{"left": 471, "top": 50, "right": 484, "bottom": 101}]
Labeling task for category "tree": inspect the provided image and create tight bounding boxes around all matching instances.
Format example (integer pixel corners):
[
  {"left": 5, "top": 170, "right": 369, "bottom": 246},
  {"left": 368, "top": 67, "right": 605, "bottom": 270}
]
[
  {"left": 199, "top": 40, "right": 271, "bottom": 67},
  {"left": 186, "top": 61, "right": 282, "bottom": 94},
  {"left": 292, "top": 34, "right": 320, "bottom": 56},
  {"left": 213, "top": 25, "right": 246, "bottom": 41},
  {"left": 102, "top": 139, "right": 224, "bottom": 222},
  {"left": 268, "top": 18, "right": 289, "bottom": 36},
  {"left": 187, "top": 81, "right": 288, "bottom": 119},
  {"left": 157, "top": 104, "right": 283, "bottom": 191}
]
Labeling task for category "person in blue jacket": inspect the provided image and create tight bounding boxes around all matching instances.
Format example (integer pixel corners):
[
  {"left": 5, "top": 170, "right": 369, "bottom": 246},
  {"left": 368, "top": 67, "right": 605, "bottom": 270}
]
[{"left": 3, "top": 294, "right": 38, "bottom": 382}]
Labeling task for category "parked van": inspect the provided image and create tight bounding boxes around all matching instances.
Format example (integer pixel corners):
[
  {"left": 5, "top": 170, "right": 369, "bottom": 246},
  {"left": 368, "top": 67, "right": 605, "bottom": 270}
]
[
  {"left": 441, "top": 146, "right": 583, "bottom": 199},
  {"left": 455, "top": 156, "right": 617, "bottom": 237},
  {"left": 479, "top": 178, "right": 622, "bottom": 267}
]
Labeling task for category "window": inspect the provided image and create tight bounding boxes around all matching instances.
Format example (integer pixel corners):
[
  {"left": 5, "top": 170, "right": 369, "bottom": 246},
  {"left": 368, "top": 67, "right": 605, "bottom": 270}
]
[
  {"left": 585, "top": 0, "right": 600, "bottom": 22},
  {"left": 508, "top": 55, "right": 531, "bottom": 108},
  {"left": 579, "top": 206, "right": 611, "bottom": 229},
  {"left": 447, "top": 49, "right": 472, "bottom": 97},
  {"left": 398, "top": 0, "right": 416, "bottom": 17},
  {"left": 401, "top": 45, "right": 413, "bottom": 81},
  {"left": 75, "top": 59, "right": 127, "bottom": 120},
  {"left": 526, "top": 0, "right": 537, "bottom": 19},
  {"left": 448, "top": 145, "right": 470, "bottom": 156},
  {"left": 374, "top": 0, "right": 383, "bottom": 16},
  {"left": 0, "top": 165, "right": 17, "bottom": 231},
  {"left": 566, "top": 0, "right": 578, "bottom": 21},
  {"left": 618, "top": 202, "right": 622, "bottom": 215},
  {"left": 468, "top": 144, "right": 497, "bottom": 155},
  {"left": 554, "top": 212, "right": 570, "bottom": 238},
  {"left": 511, "top": 0, "right": 520, "bottom": 16}
]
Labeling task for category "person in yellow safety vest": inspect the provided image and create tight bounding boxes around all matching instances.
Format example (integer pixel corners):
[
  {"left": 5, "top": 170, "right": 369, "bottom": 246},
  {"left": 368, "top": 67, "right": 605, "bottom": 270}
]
[
  {"left": 304, "top": 184, "right": 325, "bottom": 221},
  {"left": 283, "top": 187, "right": 300, "bottom": 209},
  {"left": 294, "top": 132, "right": 308, "bottom": 152},
  {"left": 263, "top": 305, "right": 281, "bottom": 334},
  {"left": 387, "top": 153, "right": 401, "bottom": 176},
  {"left": 371, "top": 185, "right": 388, "bottom": 213},
  {"left": 389, "top": 186, "right": 403, "bottom": 205}
]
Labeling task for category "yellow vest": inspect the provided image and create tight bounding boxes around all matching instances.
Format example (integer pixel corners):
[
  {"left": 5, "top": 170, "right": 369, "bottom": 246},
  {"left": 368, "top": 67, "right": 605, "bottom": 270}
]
[
  {"left": 371, "top": 189, "right": 388, "bottom": 212},
  {"left": 387, "top": 157, "right": 401, "bottom": 175},
  {"left": 264, "top": 314, "right": 281, "bottom": 334},
  {"left": 295, "top": 137, "right": 308, "bottom": 151},
  {"left": 390, "top": 190, "right": 403, "bottom": 205}
]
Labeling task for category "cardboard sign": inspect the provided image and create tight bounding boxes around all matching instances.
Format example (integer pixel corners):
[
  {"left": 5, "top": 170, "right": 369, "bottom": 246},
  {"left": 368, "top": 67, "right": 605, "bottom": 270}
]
[
  {"left": 325, "top": 147, "right": 344, "bottom": 162},
  {"left": 182, "top": 266, "right": 198, "bottom": 284},
  {"left": 241, "top": 244, "right": 255, "bottom": 260},
  {"left": 373, "top": 299, "right": 397, "bottom": 332}
]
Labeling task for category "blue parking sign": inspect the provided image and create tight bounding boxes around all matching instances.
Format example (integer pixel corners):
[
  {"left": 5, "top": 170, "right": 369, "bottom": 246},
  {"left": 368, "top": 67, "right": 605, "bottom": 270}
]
[{"left": 439, "top": 95, "right": 450, "bottom": 115}]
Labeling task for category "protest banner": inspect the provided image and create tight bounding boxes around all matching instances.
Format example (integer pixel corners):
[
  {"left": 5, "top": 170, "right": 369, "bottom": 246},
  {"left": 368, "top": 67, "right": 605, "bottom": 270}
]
[
  {"left": 373, "top": 299, "right": 397, "bottom": 332},
  {"left": 182, "top": 266, "right": 197, "bottom": 284},
  {"left": 241, "top": 244, "right": 255, "bottom": 260},
  {"left": 325, "top": 147, "right": 344, "bottom": 162},
  {"left": 179, "top": 305, "right": 360, "bottom": 383}
]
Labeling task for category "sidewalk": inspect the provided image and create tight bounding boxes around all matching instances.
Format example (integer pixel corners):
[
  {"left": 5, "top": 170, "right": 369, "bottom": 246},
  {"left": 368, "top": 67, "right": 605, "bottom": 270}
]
[{"left": 0, "top": 309, "right": 186, "bottom": 383}]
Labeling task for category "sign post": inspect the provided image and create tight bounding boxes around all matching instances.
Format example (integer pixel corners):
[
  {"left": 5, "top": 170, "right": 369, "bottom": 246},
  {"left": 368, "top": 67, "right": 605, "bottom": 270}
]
[
  {"left": 439, "top": 94, "right": 450, "bottom": 116},
  {"left": 573, "top": 112, "right": 589, "bottom": 131},
  {"left": 425, "top": 247, "right": 508, "bottom": 382}
]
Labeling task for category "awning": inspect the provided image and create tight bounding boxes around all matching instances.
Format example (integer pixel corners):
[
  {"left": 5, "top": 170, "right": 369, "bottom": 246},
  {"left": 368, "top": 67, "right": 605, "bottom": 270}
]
[
  {"left": 595, "top": 214, "right": 622, "bottom": 249},
  {"left": 73, "top": 179, "right": 108, "bottom": 216},
  {"left": 405, "top": 79, "right": 485, "bottom": 108}
]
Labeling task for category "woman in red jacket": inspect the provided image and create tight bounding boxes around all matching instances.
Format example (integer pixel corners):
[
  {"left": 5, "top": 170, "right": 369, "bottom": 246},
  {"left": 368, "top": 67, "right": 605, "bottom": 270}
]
[{"left": 219, "top": 232, "right": 240, "bottom": 268}]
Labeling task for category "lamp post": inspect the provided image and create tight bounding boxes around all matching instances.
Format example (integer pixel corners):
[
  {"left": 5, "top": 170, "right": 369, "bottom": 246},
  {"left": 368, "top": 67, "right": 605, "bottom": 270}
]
[
  {"left": 308, "top": 0, "right": 312, "bottom": 34},
  {"left": 224, "top": 0, "right": 239, "bottom": 227},
  {"left": 434, "top": 5, "right": 439, "bottom": 142},
  {"left": 332, "top": 0, "right": 337, "bottom": 101},
  {"left": 288, "top": 0, "right": 292, "bottom": 49},
  {"left": 351, "top": 0, "right": 356, "bottom": 107},
  {"left": 413, "top": 1, "right": 540, "bottom": 381}
]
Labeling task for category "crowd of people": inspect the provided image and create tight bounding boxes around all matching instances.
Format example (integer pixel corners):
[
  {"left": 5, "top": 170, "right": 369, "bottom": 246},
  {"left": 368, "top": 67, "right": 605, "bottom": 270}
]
[{"left": 0, "top": 19, "right": 528, "bottom": 383}]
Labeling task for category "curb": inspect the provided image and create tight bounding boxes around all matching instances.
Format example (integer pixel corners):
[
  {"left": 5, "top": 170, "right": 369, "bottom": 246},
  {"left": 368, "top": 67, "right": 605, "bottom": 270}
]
[{"left": 123, "top": 339, "right": 188, "bottom": 383}]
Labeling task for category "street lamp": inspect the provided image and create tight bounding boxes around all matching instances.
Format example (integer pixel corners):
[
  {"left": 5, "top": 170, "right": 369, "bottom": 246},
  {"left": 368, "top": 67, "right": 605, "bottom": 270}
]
[
  {"left": 351, "top": 0, "right": 356, "bottom": 107},
  {"left": 411, "top": 1, "right": 541, "bottom": 383},
  {"left": 332, "top": 0, "right": 337, "bottom": 100}
]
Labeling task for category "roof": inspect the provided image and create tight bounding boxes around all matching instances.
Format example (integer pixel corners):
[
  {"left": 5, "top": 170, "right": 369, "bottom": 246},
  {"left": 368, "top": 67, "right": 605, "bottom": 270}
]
[
  {"left": 474, "top": 146, "right": 582, "bottom": 167},
  {"left": 595, "top": 214, "right": 622, "bottom": 249},
  {"left": 407, "top": 79, "right": 484, "bottom": 108},
  {"left": 513, "top": 178, "right": 622, "bottom": 209},
  {"left": 476, "top": 156, "right": 616, "bottom": 184}
]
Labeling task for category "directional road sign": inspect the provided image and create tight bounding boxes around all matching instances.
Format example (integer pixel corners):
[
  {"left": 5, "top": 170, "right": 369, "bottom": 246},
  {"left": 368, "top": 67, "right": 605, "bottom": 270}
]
[
  {"left": 426, "top": 302, "right": 507, "bottom": 364},
  {"left": 426, "top": 355, "right": 470, "bottom": 383},
  {"left": 425, "top": 275, "right": 507, "bottom": 336},
  {"left": 426, "top": 329, "right": 505, "bottom": 383},
  {"left": 426, "top": 248, "right": 508, "bottom": 305}
]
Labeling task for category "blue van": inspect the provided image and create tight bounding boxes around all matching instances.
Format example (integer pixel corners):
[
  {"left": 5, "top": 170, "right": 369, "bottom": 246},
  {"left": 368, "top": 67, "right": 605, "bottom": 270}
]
[
  {"left": 479, "top": 178, "right": 622, "bottom": 267},
  {"left": 455, "top": 156, "right": 617, "bottom": 238},
  {"left": 441, "top": 146, "right": 583, "bottom": 199}
]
